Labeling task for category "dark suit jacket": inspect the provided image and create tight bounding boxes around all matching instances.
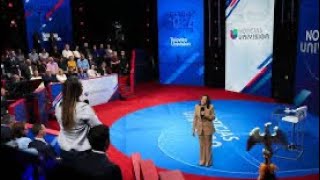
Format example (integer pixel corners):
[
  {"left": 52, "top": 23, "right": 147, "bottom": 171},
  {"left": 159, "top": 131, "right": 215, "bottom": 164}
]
[
  {"left": 70, "top": 151, "right": 122, "bottom": 180},
  {"left": 1, "top": 96, "right": 8, "bottom": 116},
  {"left": 28, "top": 139, "right": 56, "bottom": 160},
  {"left": 1, "top": 125, "right": 13, "bottom": 144}
]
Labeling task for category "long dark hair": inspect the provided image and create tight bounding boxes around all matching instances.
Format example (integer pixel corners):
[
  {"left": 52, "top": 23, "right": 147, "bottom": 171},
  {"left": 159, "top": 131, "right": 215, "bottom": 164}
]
[
  {"left": 199, "top": 95, "right": 211, "bottom": 108},
  {"left": 61, "top": 77, "right": 83, "bottom": 130}
]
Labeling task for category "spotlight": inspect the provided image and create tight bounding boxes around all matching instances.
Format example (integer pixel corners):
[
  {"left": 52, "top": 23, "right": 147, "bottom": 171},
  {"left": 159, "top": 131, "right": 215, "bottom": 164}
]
[
  {"left": 79, "top": 7, "right": 83, "bottom": 12},
  {"left": 8, "top": 2, "right": 13, "bottom": 8},
  {"left": 80, "top": 22, "right": 84, "bottom": 25}
]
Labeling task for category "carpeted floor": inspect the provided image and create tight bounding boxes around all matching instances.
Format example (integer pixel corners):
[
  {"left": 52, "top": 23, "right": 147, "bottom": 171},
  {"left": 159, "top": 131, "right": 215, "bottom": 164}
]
[
  {"left": 46, "top": 82, "right": 319, "bottom": 180},
  {"left": 90, "top": 82, "right": 319, "bottom": 180}
]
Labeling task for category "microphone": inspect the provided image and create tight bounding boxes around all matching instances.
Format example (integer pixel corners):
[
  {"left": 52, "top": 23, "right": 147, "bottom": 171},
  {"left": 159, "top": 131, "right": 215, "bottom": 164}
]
[{"left": 83, "top": 92, "right": 89, "bottom": 104}]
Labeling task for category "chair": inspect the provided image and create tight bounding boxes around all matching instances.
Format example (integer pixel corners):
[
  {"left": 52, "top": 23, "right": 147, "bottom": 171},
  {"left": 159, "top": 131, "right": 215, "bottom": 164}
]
[
  {"left": 131, "top": 153, "right": 142, "bottom": 180},
  {"left": 280, "top": 105, "right": 307, "bottom": 159}
]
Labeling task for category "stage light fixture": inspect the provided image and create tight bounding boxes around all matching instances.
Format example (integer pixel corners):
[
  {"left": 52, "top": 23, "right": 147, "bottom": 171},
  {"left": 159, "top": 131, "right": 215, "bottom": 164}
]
[
  {"left": 8, "top": 2, "right": 13, "bottom": 8},
  {"left": 80, "top": 22, "right": 84, "bottom": 25}
]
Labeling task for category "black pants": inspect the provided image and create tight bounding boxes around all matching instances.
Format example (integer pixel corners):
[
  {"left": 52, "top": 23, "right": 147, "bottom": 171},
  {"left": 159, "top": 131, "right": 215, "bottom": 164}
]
[{"left": 60, "top": 149, "right": 90, "bottom": 163}]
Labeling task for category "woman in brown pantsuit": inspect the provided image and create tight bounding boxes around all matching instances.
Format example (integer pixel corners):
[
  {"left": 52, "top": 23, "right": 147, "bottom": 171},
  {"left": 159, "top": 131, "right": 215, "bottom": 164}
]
[{"left": 192, "top": 95, "right": 215, "bottom": 167}]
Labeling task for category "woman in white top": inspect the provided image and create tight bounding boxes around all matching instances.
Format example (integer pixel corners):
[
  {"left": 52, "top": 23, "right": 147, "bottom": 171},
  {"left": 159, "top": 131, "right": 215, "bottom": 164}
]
[
  {"left": 55, "top": 77, "right": 101, "bottom": 160},
  {"left": 56, "top": 69, "right": 67, "bottom": 83}
]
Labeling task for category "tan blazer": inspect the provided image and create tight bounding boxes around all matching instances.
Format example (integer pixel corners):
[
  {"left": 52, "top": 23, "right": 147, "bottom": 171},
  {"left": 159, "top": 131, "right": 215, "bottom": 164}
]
[{"left": 193, "top": 104, "right": 215, "bottom": 136}]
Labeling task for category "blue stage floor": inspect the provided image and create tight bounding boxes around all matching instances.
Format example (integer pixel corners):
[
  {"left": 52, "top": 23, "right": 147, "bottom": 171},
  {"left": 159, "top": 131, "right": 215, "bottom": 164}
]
[{"left": 110, "top": 100, "right": 319, "bottom": 178}]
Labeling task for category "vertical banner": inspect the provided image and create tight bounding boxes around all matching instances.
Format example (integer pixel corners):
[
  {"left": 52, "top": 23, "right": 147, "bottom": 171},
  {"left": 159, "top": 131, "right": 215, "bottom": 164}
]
[
  {"left": 225, "top": 0, "right": 275, "bottom": 96},
  {"left": 158, "top": 0, "right": 204, "bottom": 85},
  {"left": 295, "top": 0, "right": 319, "bottom": 114},
  {"left": 23, "top": 0, "right": 73, "bottom": 51}
]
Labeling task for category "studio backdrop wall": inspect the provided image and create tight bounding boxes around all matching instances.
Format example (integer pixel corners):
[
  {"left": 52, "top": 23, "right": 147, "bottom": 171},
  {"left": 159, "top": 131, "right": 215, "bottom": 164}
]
[
  {"left": 225, "top": 0, "right": 275, "bottom": 97},
  {"left": 157, "top": 0, "right": 204, "bottom": 85},
  {"left": 23, "top": 0, "right": 73, "bottom": 51},
  {"left": 295, "top": 0, "right": 319, "bottom": 114}
]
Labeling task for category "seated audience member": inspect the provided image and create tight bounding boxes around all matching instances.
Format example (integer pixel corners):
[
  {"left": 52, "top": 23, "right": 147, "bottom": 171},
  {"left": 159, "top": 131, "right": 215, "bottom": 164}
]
[
  {"left": 46, "top": 57, "right": 59, "bottom": 75},
  {"left": 16, "top": 49, "right": 25, "bottom": 63},
  {"left": 51, "top": 46, "right": 61, "bottom": 60},
  {"left": 258, "top": 150, "right": 277, "bottom": 180},
  {"left": 39, "top": 48, "right": 49, "bottom": 60},
  {"left": 105, "top": 44, "right": 112, "bottom": 58},
  {"left": 98, "top": 44, "right": 105, "bottom": 58},
  {"left": 30, "top": 70, "right": 45, "bottom": 90},
  {"left": 57, "top": 57, "right": 68, "bottom": 72},
  {"left": 29, "top": 123, "right": 57, "bottom": 160},
  {"left": 62, "top": 44, "right": 73, "bottom": 60},
  {"left": 1, "top": 87, "right": 8, "bottom": 116},
  {"left": 30, "top": 70, "right": 42, "bottom": 80},
  {"left": 11, "top": 121, "right": 37, "bottom": 154},
  {"left": 28, "top": 49, "right": 39, "bottom": 65},
  {"left": 88, "top": 54, "right": 96, "bottom": 67},
  {"left": 67, "top": 56, "right": 77, "bottom": 74},
  {"left": 111, "top": 51, "right": 120, "bottom": 73},
  {"left": 38, "top": 58, "right": 48, "bottom": 74},
  {"left": 77, "top": 53, "right": 90, "bottom": 73},
  {"left": 55, "top": 77, "right": 102, "bottom": 161},
  {"left": 97, "top": 62, "right": 111, "bottom": 76},
  {"left": 56, "top": 69, "right": 67, "bottom": 83},
  {"left": 24, "top": 59, "right": 37, "bottom": 77},
  {"left": 78, "top": 68, "right": 88, "bottom": 79},
  {"left": 92, "top": 45, "right": 99, "bottom": 59},
  {"left": 71, "top": 125, "right": 122, "bottom": 180},
  {"left": 1, "top": 114, "right": 15, "bottom": 144},
  {"left": 42, "top": 70, "right": 58, "bottom": 87},
  {"left": 6, "top": 74, "right": 23, "bottom": 98},
  {"left": 73, "top": 46, "right": 81, "bottom": 59},
  {"left": 87, "top": 65, "right": 98, "bottom": 78}
]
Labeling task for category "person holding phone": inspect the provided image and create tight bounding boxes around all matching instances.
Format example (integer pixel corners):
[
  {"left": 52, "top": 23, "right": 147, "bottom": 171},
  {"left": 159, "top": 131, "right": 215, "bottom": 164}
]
[{"left": 192, "top": 95, "right": 216, "bottom": 167}]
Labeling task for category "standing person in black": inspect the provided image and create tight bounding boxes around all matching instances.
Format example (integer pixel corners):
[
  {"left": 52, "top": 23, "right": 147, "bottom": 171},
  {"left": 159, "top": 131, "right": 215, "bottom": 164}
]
[
  {"left": 68, "top": 125, "right": 122, "bottom": 180},
  {"left": 33, "top": 32, "right": 41, "bottom": 51}
]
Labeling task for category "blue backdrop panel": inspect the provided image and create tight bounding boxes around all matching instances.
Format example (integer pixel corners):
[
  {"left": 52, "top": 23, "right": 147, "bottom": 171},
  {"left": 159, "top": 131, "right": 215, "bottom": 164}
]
[
  {"left": 295, "top": 0, "right": 319, "bottom": 114},
  {"left": 23, "top": 0, "right": 73, "bottom": 51},
  {"left": 157, "top": 0, "right": 204, "bottom": 86},
  {"left": 159, "top": 62, "right": 204, "bottom": 85}
]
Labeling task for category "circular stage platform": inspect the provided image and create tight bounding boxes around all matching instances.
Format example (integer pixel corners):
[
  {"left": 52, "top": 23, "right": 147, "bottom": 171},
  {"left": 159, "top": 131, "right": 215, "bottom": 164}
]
[{"left": 110, "top": 100, "right": 319, "bottom": 179}]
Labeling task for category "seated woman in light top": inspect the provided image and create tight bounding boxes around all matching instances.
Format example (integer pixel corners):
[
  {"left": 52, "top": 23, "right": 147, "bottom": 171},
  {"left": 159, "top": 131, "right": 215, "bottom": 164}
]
[
  {"left": 56, "top": 69, "right": 67, "bottom": 83},
  {"left": 55, "top": 77, "right": 101, "bottom": 160}
]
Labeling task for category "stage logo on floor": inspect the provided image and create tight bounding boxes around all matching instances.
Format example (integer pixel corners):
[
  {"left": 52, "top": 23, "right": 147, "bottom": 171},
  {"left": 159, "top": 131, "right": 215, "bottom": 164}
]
[
  {"left": 157, "top": 0, "right": 204, "bottom": 85},
  {"left": 295, "top": 0, "right": 319, "bottom": 114},
  {"left": 225, "top": 0, "right": 275, "bottom": 97},
  {"left": 23, "top": 0, "right": 73, "bottom": 51}
]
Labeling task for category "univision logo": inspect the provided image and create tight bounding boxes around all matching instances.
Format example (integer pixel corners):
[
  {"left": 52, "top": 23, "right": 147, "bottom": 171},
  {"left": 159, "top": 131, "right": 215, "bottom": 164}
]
[
  {"left": 230, "top": 29, "right": 238, "bottom": 39},
  {"left": 230, "top": 28, "right": 269, "bottom": 40}
]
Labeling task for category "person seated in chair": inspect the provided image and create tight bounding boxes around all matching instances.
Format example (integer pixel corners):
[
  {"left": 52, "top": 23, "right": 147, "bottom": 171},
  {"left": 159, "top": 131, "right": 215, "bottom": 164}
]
[
  {"left": 11, "top": 122, "right": 37, "bottom": 154},
  {"left": 1, "top": 87, "right": 8, "bottom": 116},
  {"left": 1, "top": 114, "right": 15, "bottom": 144},
  {"left": 71, "top": 125, "right": 122, "bottom": 180},
  {"left": 28, "top": 123, "right": 57, "bottom": 160}
]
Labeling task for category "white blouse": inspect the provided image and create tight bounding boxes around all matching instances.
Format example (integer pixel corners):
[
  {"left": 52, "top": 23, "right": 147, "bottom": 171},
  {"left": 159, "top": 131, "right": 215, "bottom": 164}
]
[{"left": 55, "top": 101, "right": 102, "bottom": 151}]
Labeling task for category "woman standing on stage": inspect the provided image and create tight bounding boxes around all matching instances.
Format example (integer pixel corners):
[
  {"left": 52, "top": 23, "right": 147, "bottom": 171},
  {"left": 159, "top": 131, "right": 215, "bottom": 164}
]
[{"left": 192, "top": 95, "right": 216, "bottom": 167}]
